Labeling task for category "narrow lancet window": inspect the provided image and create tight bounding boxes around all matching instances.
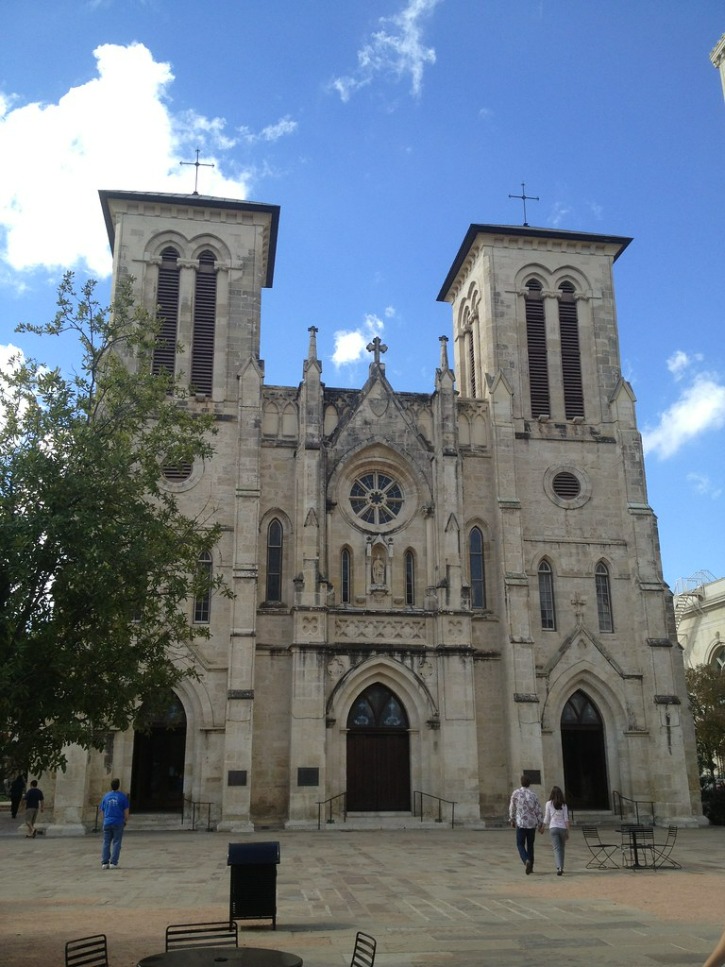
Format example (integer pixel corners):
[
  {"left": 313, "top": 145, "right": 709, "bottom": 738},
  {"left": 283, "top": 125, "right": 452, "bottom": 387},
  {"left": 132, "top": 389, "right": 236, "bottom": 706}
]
[
  {"left": 469, "top": 527, "right": 486, "bottom": 609},
  {"left": 266, "top": 519, "right": 283, "bottom": 603},
  {"left": 595, "top": 561, "right": 614, "bottom": 632},
  {"left": 538, "top": 560, "right": 556, "bottom": 630}
]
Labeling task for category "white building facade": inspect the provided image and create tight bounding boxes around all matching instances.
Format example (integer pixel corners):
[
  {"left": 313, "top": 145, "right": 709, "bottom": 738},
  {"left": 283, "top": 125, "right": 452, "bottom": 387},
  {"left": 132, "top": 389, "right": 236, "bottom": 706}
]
[{"left": 47, "top": 191, "right": 703, "bottom": 832}]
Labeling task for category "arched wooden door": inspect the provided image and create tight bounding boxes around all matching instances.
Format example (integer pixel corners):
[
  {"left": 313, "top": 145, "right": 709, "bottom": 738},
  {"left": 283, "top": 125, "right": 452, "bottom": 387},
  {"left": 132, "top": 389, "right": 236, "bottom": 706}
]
[
  {"left": 561, "top": 689, "right": 609, "bottom": 809},
  {"left": 131, "top": 692, "right": 186, "bottom": 812},
  {"left": 346, "top": 683, "right": 411, "bottom": 811}
]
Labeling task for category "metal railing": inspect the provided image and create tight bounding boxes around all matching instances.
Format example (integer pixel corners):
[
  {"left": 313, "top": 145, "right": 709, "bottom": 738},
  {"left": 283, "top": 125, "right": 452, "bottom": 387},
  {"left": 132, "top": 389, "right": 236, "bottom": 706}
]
[
  {"left": 412, "top": 790, "right": 457, "bottom": 828},
  {"left": 612, "top": 790, "right": 655, "bottom": 826},
  {"left": 316, "top": 791, "right": 347, "bottom": 830},
  {"left": 183, "top": 796, "right": 214, "bottom": 831}
]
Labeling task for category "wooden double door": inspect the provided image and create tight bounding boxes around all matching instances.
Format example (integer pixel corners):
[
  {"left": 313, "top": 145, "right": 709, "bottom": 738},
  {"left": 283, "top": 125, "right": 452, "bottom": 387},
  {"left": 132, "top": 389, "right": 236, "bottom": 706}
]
[{"left": 346, "top": 684, "right": 411, "bottom": 812}]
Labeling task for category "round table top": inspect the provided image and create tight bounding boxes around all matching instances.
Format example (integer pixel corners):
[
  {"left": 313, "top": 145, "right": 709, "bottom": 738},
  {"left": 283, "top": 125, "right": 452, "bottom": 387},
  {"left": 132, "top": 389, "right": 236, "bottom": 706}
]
[{"left": 137, "top": 946, "right": 302, "bottom": 967}]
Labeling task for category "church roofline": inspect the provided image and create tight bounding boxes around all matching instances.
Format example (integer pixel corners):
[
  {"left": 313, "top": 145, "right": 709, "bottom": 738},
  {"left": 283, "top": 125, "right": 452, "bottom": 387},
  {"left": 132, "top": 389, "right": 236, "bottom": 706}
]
[
  {"left": 436, "top": 223, "right": 632, "bottom": 302},
  {"left": 98, "top": 189, "right": 281, "bottom": 288}
]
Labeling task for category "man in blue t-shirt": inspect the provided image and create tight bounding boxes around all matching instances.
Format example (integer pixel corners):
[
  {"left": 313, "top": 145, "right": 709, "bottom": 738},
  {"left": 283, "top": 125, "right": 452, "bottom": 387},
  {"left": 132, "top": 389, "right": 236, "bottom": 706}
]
[{"left": 98, "top": 778, "right": 130, "bottom": 869}]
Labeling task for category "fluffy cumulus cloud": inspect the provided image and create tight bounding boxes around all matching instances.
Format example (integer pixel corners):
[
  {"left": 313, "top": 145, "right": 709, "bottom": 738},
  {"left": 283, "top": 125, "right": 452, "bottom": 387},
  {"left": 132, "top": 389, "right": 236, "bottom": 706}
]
[
  {"left": 642, "top": 351, "right": 725, "bottom": 459},
  {"left": 0, "top": 44, "right": 294, "bottom": 283},
  {"left": 332, "top": 313, "right": 386, "bottom": 367},
  {"left": 331, "top": 0, "right": 442, "bottom": 101}
]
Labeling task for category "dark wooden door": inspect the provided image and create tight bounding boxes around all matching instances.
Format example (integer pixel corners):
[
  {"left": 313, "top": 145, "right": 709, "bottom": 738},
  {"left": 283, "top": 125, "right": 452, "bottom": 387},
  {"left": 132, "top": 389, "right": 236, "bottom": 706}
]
[
  {"left": 346, "top": 683, "right": 411, "bottom": 811},
  {"left": 131, "top": 693, "right": 186, "bottom": 812},
  {"left": 561, "top": 690, "right": 609, "bottom": 810},
  {"left": 347, "top": 731, "right": 411, "bottom": 810}
]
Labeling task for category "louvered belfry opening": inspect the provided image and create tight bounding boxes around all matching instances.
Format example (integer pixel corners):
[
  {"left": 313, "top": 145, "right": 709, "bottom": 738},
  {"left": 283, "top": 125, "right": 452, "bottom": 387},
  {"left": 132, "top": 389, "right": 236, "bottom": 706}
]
[
  {"left": 191, "top": 249, "right": 217, "bottom": 396},
  {"left": 524, "top": 279, "right": 550, "bottom": 417},
  {"left": 152, "top": 247, "right": 180, "bottom": 381},
  {"left": 558, "top": 281, "right": 584, "bottom": 419}
]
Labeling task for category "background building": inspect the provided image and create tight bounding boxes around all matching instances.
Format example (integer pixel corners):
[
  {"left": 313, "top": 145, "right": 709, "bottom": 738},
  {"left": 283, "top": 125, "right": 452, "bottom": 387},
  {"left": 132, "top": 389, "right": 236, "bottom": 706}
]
[
  {"left": 46, "top": 190, "right": 703, "bottom": 832},
  {"left": 711, "top": 33, "right": 725, "bottom": 100}
]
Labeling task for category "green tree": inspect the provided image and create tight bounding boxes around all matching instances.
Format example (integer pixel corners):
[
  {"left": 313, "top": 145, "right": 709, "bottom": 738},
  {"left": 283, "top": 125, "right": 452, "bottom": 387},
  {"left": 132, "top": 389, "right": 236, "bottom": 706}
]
[
  {"left": 686, "top": 664, "right": 725, "bottom": 780},
  {"left": 0, "top": 274, "right": 226, "bottom": 774}
]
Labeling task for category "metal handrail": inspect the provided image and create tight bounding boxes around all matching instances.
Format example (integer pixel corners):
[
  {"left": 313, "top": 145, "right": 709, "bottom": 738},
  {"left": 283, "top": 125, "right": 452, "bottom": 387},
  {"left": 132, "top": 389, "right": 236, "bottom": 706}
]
[
  {"left": 612, "top": 790, "right": 655, "bottom": 826},
  {"left": 412, "top": 790, "right": 457, "bottom": 828},
  {"left": 316, "top": 791, "right": 347, "bottom": 830},
  {"left": 183, "top": 796, "right": 214, "bottom": 831}
]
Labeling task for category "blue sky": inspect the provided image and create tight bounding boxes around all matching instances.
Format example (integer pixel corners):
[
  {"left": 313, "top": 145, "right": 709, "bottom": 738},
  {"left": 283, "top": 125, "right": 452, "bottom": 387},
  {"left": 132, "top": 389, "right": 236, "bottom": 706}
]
[{"left": 1, "top": 1, "right": 724, "bottom": 590}]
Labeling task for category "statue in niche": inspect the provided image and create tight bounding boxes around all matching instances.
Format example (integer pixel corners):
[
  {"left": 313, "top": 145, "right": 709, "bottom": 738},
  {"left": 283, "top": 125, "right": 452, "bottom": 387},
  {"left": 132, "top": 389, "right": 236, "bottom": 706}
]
[{"left": 372, "top": 555, "right": 386, "bottom": 586}]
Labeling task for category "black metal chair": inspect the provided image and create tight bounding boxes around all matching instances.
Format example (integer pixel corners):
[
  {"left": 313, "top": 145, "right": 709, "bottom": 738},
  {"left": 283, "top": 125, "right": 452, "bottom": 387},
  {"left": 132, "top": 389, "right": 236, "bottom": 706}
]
[
  {"left": 653, "top": 824, "right": 682, "bottom": 869},
  {"left": 350, "top": 930, "right": 377, "bottom": 967},
  {"left": 582, "top": 825, "right": 619, "bottom": 869},
  {"left": 65, "top": 934, "right": 109, "bottom": 967},
  {"left": 165, "top": 920, "right": 239, "bottom": 951}
]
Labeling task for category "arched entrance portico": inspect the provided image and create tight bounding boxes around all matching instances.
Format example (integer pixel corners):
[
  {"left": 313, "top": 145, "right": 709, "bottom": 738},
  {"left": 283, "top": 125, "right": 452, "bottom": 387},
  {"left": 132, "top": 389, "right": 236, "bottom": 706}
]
[
  {"left": 131, "top": 692, "right": 186, "bottom": 812},
  {"left": 561, "top": 689, "right": 609, "bottom": 809},
  {"left": 346, "top": 683, "right": 411, "bottom": 811}
]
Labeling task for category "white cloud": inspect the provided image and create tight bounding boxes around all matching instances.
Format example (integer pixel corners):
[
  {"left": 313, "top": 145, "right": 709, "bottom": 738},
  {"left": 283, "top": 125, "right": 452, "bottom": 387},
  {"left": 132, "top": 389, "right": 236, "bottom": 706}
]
[
  {"left": 687, "top": 472, "right": 723, "bottom": 500},
  {"left": 332, "top": 314, "right": 385, "bottom": 367},
  {"left": 239, "top": 116, "right": 298, "bottom": 144},
  {"left": 0, "top": 43, "right": 254, "bottom": 282},
  {"left": 642, "top": 370, "right": 725, "bottom": 459},
  {"left": 666, "top": 349, "right": 704, "bottom": 381},
  {"left": 331, "top": 0, "right": 442, "bottom": 102}
]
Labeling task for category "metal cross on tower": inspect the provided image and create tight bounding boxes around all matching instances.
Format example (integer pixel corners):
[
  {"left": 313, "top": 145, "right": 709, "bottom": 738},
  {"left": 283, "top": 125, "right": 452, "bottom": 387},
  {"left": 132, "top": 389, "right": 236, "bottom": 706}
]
[
  {"left": 508, "top": 182, "right": 539, "bottom": 227},
  {"left": 366, "top": 336, "right": 388, "bottom": 365},
  {"left": 180, "top": 149, "right": 215, "bottom": 195}
]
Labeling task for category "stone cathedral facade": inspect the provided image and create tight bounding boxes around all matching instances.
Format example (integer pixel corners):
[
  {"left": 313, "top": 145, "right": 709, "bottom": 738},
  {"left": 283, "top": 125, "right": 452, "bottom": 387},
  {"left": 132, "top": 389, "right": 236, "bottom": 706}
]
[{"left": 47, "top": 189, "right": 703, "bottom": 832}]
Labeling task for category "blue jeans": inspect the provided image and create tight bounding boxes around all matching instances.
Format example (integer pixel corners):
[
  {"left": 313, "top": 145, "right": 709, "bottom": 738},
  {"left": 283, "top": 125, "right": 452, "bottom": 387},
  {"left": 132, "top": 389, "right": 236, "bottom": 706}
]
[
  {"left": 102, "top": 824, "right": 124, "bottom": 865},
  {"left": 516, "top": 825, "right": 536, "bottom": 866},
  {"left": 550, "top": 828, "right": 567, "bottom": 870}
]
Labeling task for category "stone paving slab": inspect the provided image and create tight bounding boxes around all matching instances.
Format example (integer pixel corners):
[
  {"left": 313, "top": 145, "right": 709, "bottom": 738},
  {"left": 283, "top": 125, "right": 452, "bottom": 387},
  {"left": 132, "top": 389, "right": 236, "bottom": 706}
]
[{"left": 0, "top": 815, "right": 723, "bottom": 967}]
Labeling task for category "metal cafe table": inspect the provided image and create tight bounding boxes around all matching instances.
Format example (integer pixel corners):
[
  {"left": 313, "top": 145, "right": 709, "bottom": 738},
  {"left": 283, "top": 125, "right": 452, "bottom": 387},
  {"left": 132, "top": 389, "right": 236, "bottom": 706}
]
[
  {"left": 619, "top": 824, "right": 656, "bottom": 870},
  {"left": 137, "top": 948, "right": 303, "bottom": 967}
]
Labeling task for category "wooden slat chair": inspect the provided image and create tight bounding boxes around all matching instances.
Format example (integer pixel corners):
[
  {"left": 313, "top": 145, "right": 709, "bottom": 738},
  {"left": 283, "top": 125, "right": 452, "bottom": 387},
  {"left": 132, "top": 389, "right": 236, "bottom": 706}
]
[
  {"left": 65, "top": 934, "right": 109, "bottom": 967},
  {"left": 165, "top": 920, "right": 239, "bottom": 951},
  {"left": 582, "top": 825, "right": 619, "bottom": 869},
  {"left": 350, "top": 931, "right": 377, "bottom": 967},
  {"left": 653, "top": 824, "right": 682, "bottom": 869}
]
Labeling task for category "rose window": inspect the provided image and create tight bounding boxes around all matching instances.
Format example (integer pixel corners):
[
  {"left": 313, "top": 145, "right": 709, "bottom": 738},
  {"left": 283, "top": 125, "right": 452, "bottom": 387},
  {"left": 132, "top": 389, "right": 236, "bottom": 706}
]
[{"left": 349, "top": 471, "right": 403, "bottom": 525}]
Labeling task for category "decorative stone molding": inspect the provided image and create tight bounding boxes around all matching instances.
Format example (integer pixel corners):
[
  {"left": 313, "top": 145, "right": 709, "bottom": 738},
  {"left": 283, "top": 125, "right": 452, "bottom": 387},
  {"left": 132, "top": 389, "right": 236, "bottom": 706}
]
[
  {"left": 227, "top": 689, "right": 254, "bottom": 700},
  {"left": 334, "top": 615, "right": 426, "bottom": 644}
]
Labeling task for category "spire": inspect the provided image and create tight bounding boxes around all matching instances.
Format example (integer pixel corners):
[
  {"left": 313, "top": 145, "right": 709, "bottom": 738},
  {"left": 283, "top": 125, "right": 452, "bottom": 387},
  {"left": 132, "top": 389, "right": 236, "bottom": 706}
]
[
  {"left": 307, "top": 325, "right": 319, "bottom": 362},
  {"left": 439, "top": 335, "right": 450, "bottom": 372}
]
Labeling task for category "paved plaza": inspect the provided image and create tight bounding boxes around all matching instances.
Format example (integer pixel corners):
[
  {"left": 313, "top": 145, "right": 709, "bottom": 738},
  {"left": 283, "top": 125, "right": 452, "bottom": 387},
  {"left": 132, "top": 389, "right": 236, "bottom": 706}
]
[{"left": 1, "top": 813, "right": 723, "bottom": 967}]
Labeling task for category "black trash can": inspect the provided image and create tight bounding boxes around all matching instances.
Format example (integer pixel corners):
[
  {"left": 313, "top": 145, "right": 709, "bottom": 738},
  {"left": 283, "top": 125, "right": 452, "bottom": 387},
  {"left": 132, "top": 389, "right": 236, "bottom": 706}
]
[{"left": 227, "top": 841, "right": 281, "bottom": 929}]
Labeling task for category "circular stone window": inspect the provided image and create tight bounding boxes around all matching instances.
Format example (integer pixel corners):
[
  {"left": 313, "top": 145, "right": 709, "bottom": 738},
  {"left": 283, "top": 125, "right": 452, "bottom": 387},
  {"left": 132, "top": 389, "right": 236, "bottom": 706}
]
[
  {"left": 544, "top": 466, "right": 591, "bottom": 509},
  {"left": 350, "top": 471, "right": 404, "bottom": 525},
  {"left": 159, "top": 459, "right": 204, "bottom": 493},
  {"left": 552, "top": 471, "right": 580, "bottom": 500}
]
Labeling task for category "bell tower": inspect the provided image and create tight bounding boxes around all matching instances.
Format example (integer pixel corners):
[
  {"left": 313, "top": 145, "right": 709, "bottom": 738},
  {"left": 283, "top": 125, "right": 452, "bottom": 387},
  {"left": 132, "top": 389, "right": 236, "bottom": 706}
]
[{"left": 99, "top": 190, "right": 279, "bottom": 402}]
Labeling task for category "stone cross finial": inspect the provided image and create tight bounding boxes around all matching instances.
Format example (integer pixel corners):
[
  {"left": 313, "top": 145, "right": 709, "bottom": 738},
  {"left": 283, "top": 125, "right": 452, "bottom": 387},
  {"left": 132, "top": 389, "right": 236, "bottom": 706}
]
[{"left": 366, "top": 336, "right": 388, "bottom": 366}]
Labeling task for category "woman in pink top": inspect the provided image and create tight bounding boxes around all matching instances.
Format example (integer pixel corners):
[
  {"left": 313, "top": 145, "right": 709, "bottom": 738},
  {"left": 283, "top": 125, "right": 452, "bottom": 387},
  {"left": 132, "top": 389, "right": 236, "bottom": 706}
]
[{"left": 543, "top": 785, "right": 570, "bottom": 875}]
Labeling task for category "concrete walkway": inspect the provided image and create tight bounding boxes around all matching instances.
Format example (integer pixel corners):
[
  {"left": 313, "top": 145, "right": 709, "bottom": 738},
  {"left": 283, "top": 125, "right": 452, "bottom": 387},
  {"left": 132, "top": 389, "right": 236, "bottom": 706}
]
[{"left": 1, "top": 812, "right": 723, "bottom": 967}]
